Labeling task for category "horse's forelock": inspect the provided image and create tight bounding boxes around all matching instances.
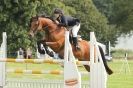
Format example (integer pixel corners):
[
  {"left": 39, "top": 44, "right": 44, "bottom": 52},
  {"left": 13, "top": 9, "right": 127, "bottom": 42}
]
[
  {"left": 29, "top": 16, "right": 38, "bottom": 26},
  {"left": 31, "top": 16, "right": 38, "bottom": 22}
]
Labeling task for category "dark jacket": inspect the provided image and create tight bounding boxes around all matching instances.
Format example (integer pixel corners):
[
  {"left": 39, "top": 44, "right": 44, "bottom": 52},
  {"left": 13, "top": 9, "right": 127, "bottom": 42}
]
[{"left": 57, "top": 15, "right": 80, "bottom": 27}]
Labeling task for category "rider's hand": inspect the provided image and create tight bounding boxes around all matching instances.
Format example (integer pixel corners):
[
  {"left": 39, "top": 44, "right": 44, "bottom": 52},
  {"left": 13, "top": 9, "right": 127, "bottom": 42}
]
[
  {"left": 58, "top": 23, "right": 67, "bottom": 27},
  {"left": 55, "top": 20, "right": 59, "bottom": 24}
]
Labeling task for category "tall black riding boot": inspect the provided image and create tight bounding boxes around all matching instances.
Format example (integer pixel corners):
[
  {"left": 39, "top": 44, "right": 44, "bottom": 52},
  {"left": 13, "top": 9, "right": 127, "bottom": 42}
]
[
  {"left": 72, "top": 37, "right": 80, "bottom": 50},
  {"left": 69, "top": 36, "right": 73, "bottom": 44}
]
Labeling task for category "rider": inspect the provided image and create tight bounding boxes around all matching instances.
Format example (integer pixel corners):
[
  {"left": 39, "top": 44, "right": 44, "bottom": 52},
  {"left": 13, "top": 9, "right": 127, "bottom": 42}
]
[{"left": 53, "top": 8, "right": 81, "bottom": 50}]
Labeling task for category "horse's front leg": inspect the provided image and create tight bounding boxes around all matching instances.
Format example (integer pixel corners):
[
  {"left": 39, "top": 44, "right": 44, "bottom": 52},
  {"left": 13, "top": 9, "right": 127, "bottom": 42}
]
[
  {"left": 41, "top": 37, "right": 64, "bottom": 58},
  {"left": 37, "top": 40, "right": 46, "bottom": 54},
  {"left": 45, "top": 41, "right": 64, "bottom": 59},
  {"left": 37, "top": 40, "right": 54, "bottom": 57},
  {"left": 45, "top": 42, "right": 60, "bottom": 48}
]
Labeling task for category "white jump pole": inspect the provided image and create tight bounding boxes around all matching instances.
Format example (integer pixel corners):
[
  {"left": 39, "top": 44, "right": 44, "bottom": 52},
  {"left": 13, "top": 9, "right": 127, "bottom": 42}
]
[
  {"left": 64, "top": 31, "right": 81, "bottom": 88},
  {"left": 0, "top": 32, "right": 7, "bottom": 88},
  {"left": 108, "top": 41, "right": 111, "bottom": 58},
  {"left": 90, "top": 32, "right": 107, "bottom": 88}
]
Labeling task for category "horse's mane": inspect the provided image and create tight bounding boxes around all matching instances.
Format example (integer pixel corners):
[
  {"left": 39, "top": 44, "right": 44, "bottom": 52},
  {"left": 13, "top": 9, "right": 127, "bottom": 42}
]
[{"left": 30, "top": 14, "right": 55, "bottom": 23}]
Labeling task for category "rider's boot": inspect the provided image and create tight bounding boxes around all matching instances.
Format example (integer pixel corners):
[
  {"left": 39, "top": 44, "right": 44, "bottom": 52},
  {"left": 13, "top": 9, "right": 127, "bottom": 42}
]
[
  {"left": 72, "top": 37, "right": 80, "bottom": 50},
  {"left": 69, "top": 36, "right": 73, "bottom": 44}
]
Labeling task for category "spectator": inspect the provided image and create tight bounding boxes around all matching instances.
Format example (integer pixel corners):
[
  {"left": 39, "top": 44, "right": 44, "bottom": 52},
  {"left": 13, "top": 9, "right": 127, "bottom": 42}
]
[
  {"left": 18, "top": 48, "right": 24, "bottom": 59},
  {"left": 26, "top": 47, "right": 32, "bottom": 59}
]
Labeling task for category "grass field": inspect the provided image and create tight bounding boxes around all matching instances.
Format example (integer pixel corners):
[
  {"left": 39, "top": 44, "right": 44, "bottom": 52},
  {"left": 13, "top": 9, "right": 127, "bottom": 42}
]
[
  {"left": 6, "top": 59, "right": 133, "bottom": 88},
  {"left": 108, "top": 59, "right": 133, "bottom": 88}
]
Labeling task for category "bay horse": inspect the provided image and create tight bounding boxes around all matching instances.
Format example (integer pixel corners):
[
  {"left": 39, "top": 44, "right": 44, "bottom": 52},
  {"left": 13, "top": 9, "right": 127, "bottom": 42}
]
[{"left": 29, "top": 16, "right": 113, "bottom": 75}]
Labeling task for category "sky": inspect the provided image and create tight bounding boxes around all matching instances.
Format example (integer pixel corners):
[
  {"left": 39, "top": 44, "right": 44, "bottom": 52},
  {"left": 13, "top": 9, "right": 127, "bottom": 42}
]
[{"left": 115, "top": 35, "right": 133, "bottom": 50}]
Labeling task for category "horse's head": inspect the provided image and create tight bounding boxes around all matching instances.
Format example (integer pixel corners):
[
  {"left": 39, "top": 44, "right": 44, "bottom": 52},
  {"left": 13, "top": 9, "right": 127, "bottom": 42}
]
[
  {"left": 29, "top": 15, "right": 63, "bottom": 39},
  {"left": 29, "top": 16, "right": 49, "bottom": 37}
]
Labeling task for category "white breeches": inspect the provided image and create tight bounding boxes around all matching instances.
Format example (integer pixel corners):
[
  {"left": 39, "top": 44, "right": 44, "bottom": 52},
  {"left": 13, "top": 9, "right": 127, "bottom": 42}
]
[{"left": 69, "top": 24, "right": 80, "bottom": 37}]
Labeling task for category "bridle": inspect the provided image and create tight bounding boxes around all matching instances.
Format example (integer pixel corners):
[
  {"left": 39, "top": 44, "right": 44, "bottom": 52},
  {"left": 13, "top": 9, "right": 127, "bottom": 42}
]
[{"left": 30, "top": 16, "right": 59, "bottom": 35}]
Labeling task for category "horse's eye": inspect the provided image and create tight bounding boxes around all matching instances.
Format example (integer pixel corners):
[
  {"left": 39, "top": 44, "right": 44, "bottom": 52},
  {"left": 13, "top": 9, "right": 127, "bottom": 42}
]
[{"left": 35, "top": 23, "right": 38, "bottom": 25}]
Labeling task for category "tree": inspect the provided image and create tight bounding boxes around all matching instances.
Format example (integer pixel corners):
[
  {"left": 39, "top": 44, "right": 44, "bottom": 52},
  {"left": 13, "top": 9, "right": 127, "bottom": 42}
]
[
  {"left": 0, "top": 0, "right": 124, "bottom": 57},
  {"left": 64, "top": 0, "right": 118, "bottom": 46},
  {"left": 92, "top": 0, "right": 133, "bottom": 35},
  {"left": 0, "top": 0, "right": 38, "bottom": 54},
  {"left": 110, "top": 0, "right": 133, "bottom": 34}
]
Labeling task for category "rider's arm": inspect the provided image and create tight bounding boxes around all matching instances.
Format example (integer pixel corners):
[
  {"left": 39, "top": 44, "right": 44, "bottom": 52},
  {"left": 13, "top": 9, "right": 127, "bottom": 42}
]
[{"left": 58, "top": 15, "right": 68, "bottom": 27}]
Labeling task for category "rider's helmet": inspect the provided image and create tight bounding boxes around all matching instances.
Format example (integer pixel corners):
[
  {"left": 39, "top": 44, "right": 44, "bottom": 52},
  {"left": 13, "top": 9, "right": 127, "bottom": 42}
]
[{"left": 53, "top": 8, "right": 63, "bottom": 14}]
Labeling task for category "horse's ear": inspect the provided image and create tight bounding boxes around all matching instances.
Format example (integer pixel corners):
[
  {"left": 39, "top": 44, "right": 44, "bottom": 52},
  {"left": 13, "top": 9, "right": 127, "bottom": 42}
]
[
  {"left": 29, "top": 15, "right": 38, "bottom": 26},
  {"left": 36, "top": 15, "right": 39, "bottom": 20},
  {"left": 31, "top": 15, "right": 39, "bottom": 21}
]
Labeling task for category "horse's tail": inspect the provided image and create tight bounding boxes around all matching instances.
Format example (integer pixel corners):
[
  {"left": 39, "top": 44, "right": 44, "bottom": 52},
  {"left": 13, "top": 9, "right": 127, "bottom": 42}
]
[{"left": 98, "top": 46, "right": 113, "bottom": 75}]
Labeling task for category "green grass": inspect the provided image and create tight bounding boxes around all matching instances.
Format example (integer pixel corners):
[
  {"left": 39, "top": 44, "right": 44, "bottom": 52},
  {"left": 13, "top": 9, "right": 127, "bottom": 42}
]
[
  {"left": 6, "top": 59, "right": 133, "bottom": 88},
  {"left": 107, "top": 60, "right": 133, "bottom": 88}
]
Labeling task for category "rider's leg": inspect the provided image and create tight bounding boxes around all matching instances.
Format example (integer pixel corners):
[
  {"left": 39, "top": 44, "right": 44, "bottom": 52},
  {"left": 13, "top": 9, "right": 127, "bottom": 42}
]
[
  {"left": 72, "top": 24, "right": 80, "bottom": 50},
  {"left": 69, "top": 30, "right": 73, "bottom": 44}
]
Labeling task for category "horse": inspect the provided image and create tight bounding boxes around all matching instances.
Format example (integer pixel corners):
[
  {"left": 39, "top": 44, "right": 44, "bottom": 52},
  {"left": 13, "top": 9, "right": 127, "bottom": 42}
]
[{"left": 29, "top": 16, "right": 113, "bottom": 75}]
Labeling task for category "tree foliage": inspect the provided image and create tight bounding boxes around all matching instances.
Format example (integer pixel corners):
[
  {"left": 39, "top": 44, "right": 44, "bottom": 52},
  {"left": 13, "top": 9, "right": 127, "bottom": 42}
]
[
  {"left": 92, "top": 0, "right": 133, "bottom": 35},
  {"left": 64, "top": 0, "right": 117, "bottom": 45},
  {"left": 110, "top": 0, "right": 133, "bottom": 34},
  {"left": 0, "top": 0, "right": 132, "bottom": 56}
]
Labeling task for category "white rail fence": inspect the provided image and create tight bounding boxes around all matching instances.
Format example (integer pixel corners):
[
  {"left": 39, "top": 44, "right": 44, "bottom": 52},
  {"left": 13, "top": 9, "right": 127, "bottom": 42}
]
[{"left": 0, "top": 31, "right": 107, "bottom": 88}]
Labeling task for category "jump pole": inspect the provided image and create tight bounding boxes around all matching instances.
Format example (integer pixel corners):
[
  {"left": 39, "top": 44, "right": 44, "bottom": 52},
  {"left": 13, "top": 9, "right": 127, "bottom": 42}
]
[
  {"left": 0, "top": 32, "right": 7, "bottom": 88},
  {"left": 0, "top": 59, "right": 90, "bottom": 65},
  {"left": 90, "top": 32, "right": 107, "bottom": 88},
  {"left": 64, "top": 31, "right": 81, "bottom": 88}
]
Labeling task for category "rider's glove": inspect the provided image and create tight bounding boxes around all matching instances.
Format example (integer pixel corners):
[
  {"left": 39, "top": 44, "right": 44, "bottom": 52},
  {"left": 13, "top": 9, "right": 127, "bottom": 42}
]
[{"left": 58, "top": 23, "right": 67, "bottom": 27}]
